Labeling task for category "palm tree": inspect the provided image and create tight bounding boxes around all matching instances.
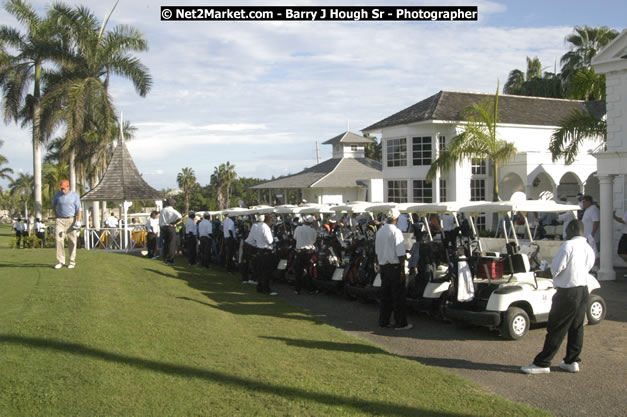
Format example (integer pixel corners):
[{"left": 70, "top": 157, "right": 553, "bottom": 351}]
[
  {"left": 0, "top": 0, "right": 67, "bottom": 219},
  {"left": 210, "top": 166, "right": 224, "bottom": 210},
  {"left": 177, "top": 167, "right": 196, "bottom": 214},
  {"left": 561, "top": 26, "right": 618, "bottom": 100},
  {"left": 503, "top": 57, "right": 563, "bottom": 98},
  {"left": 41, "top": 2, "right": 152, "bottom": 190},
  {"left": 221, "top": 162, "right": 237, "bottom": 209},
  {"left": 42, "top": 161, "right": 68, "bottom": 205},
  {"left": 427, "top": 84, "right": 517, "bottom": 201},
  {"left": 0, "top": 139, "right": 14, "bottom": 182},
  {"left": 549, "top": 110, "right": 606, "bottom": 165},
  {"left": 9, "top": 171, "right": 33, "bottom": 217}
]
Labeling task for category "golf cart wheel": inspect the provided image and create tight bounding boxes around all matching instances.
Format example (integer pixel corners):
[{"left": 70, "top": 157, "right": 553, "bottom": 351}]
[
  {"left": 587, "top": 295, "right": 606, "bottom": 325},
  {"left": 501, "top": 307, "right": 530, "bottom": 340}
]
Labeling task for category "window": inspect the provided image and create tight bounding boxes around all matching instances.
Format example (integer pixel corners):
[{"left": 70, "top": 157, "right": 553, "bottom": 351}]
[
  {"left": 350, "top": 144, "right": 359, "bottom": 151},
  {"left": 476, "top": 215, "right": 486, "bottom": 231},
  {"left": 438, "top": 136, "right": 446, "bottom": 152},
  {"left": 387, "top": 138, "right": 407, "bottom": 167},
  {"left": 412, "top": 180, "right": 432, "bottom": 203},
  {"left": 388, "top": 180, "right": 408, "bottom": 202},
  {"left": 471, "top": 159, "right": 487, "bottom": 175},
  {"left": 412, "top": 136, "right": 432, "bottom": 166},
  {"left": 470, "top": 179, "right": 485, "bottom": 201},
  {"left": 439, "top": 179, "right": 447, "bottom": 202}
]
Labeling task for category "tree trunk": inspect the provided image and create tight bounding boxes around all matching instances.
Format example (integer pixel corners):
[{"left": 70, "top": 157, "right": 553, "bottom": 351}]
[
  {"left": 69, "top": 148, "right": 77, "bottom": 191},
  {"left": 32, "top": 62, "right": 42, "bottom": 219},
  {"left": 492, "top": 161, "right": 499, "bottom": 202},
  {"left": 185, "top": 191, "right": 189, "bottom": 215},
  {"left": 91, "top": 173, "right": 100, "bottom": 230}
]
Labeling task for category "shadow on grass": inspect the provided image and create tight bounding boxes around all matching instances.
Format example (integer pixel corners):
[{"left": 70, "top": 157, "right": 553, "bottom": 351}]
[
  {"left": 0, "top": 334, "right": 477, "bottom": 417},
  {"left": 0, "top": 263, "right": 54, "bottom": 268},
  {"left": 177, "top": 295, "right": 321, "bottom": 324},
  {"left": 260, "top": 336, "right": 387, "bottom": 355},
  {"left": 409, "top": 356, "right": 522, "bottom": 374}
]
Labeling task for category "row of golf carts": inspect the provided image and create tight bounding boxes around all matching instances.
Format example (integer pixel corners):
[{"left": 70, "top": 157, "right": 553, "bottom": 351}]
[{"left": 213, "top": 200, "right": 607, "bottom": 340}]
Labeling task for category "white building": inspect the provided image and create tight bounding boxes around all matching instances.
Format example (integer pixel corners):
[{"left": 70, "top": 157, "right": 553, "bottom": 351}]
[
  {"left": 362, "top": 90, "right": 602, "bottom": 228},
  {"left": 251, "top": 131, "right": 383, "bottom": 205},
  {"left": 592, "top": 29, "right": 627, "bottom": 281}
]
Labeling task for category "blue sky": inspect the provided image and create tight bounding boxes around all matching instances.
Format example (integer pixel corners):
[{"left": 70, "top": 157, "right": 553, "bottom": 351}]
[{"left": 0, "top": 0, "right": 625, "bottom": 191}]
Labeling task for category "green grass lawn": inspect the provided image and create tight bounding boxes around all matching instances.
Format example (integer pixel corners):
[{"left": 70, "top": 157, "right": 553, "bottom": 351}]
[{"left": 0, "top": 224, "right": 548, "bottom": 416}]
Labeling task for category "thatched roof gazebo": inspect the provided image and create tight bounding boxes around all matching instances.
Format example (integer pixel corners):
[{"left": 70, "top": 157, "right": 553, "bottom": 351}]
[{"left": 82, "top": 133, "right": 162, "bottom": 251}]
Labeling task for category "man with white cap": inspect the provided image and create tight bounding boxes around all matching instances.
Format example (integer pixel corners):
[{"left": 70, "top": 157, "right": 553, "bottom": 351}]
[
  {"left": 159, "top": 198, "right": 182, "bottom": 265},
  {"left": 375, "top": 208, "right": 412, "bottom": 330},
  {"left": 293, "top": 215, "right": 318, "bottom": 294}
]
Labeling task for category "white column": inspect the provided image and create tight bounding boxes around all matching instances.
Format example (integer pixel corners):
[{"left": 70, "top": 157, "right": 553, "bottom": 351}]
[
  {"left": 433, "top": 134, "right": 440, "bottom": 203},
  {"left": 598, "top": 175, "right": 616, "bottom": 281}
]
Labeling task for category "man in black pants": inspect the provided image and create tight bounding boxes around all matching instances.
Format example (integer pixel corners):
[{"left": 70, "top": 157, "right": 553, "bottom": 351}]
[
  {"left": 293, "top": 215, "right": 317, "bottom": 294},
  {"left": 145, "top": 211, "right": 160, "bottom": 258},
  {"left": 521, "top": 220, "right": 595, "bottom": 374},
  {"left": 158, "top": 199, "right": 182, "bottom": 265},
  {"left": 222, "top": 214, "right": 236, "bottom": 272},
  {"left": 255, "top": 215, "right": 277, "bottom": 296},
  {"left": 375, "top": 208, "right": 412, "bottom": 330}
]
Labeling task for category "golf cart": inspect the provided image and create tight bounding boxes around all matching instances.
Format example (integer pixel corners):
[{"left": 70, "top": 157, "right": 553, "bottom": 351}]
[{"left": 443, "top": 200, "right": 607, "bottom": 340}]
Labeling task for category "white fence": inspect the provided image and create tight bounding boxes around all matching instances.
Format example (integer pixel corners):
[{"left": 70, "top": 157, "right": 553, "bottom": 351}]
[{"left": 85, "top": 225, "right": 147, "bottom": 251}]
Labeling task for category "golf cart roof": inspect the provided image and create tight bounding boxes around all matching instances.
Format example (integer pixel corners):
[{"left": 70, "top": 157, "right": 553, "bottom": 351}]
[
  {"left": 405, "top": 202, "right": 485, "bottom": 213},
  {"left": 365, "top": 203, "right": 414, "bottom": 213},
  {"left": 330, "top": 201, "right": 377, "bottom": 214},
  {"left": 222, "top": 207, "right": 253, "bottom": 216},
  {"left": 459, "top": 200, "right": 580, "bottom": 214},
  {"left": 273, "top": 204, "right": 299, "bottom": 214},
  {"left": 298, "top": 204, "right": 334, "bottom": 215}
]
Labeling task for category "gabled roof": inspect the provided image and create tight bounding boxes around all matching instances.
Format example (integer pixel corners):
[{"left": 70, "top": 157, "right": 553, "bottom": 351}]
[
  {"left": 250, "top": 157, "right": 382, "bottom": 190},
  {"left": 592, "top": 29, "right": 627, "bottom": 73},
  {"left": 322, "top": 131, "right": 375, "bottom": 145},
  {"left": 82, "top": 140, "right": 162, "bottom": 202},
  {"left": 362, "top": 90, "right": 605, "bottom": 132}
]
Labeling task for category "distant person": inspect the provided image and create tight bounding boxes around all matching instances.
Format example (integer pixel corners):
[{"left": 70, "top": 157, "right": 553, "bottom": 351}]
[
  {"left": 159, "top": 198, "right": 182, "bottom": 265},
  {"left": 51, "top": 179, "right": 82, "bottom": 269},
  {"left": 255, "top": 214, "right": 278, "bottom": 296},
  {"left": 34, "top": 217, "right": 46, "bottom": 247},
  {"left": 581, "top": 195, "right": 600, "bottom": 257},
  {"left": 375, "top": 208, "right": 412, "bottom": 331},
  {"left": 105, "top": 212, "right": 119, "bottom": 228},
  {"left": 13, "top": 217, "right": 24, "bottom": 248},
  {"left": 521, "top": 220, "right": 594, "bottom": 374},
  {"left": 396, "top": 213, "right": 409, "bottom": 232},
  {"left": 198, "top": 213, "right": 213, "bottom": 268},
  {"left": 558, "top": 200, "right": 576, "bottom": 241},
  {"left": 185, "top": 211, "right": 198, "bottom": 266},
  {"left": 145, "top": 211, "right": 160, "bottom": 259},
  {"left": 293, "top": 215, "right": 318, "bottom": 295},
  {"left": 576, "top": 193, "right": 584, "bottom": 219},
  {"left": 241, "top": 215, "right": 261, "bottom": 284},
  {"left": 223, "top": 214, "right": 236, "bottom": 272},
  {"left": 441, "top": 212, "right": 456, "bottom": 247},
  {"left": 613, "top": 210, "right": 627, "bottom": 262}
]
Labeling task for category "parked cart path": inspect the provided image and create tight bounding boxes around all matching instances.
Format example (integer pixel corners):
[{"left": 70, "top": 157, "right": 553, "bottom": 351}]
[{"left": 278, "top": 277, "right": 627, "bottom": 417}]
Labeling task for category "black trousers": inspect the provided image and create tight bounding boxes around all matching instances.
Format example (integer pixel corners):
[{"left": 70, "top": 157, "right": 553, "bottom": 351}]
[
  {"left": 256, "top": 249, "right": 274, "bottom": 294},
  {"left": 160, "top": 226, "right": 177, "bottom": 263},
  {"left": 379, "top": 264, "right": 408, "bottom": 328},
  {"left": 294, "top": 250, "right": 314, "bottom": 293},
  {"left": 534, "top": 286, "right": 589, "bottom": 367},
  {"left": 199, "top": 236, "right": 212, "bottom": 268},
  {"left": 240, "top": 243, "right": 256, "bottom": 282},
  {"left": 186, "top": 233, "right": 197, "bottom": 265},
  {"left": 147, "top": 232, "right": 158, "bottom": 257},
  {"left": 15, "top": 231, "right": 23, "bottom": 248},
  {"left": 223, "top": 237, "right": 235, "bottom": 271}
]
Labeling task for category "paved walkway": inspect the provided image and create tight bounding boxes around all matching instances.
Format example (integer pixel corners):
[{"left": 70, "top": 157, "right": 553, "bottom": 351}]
[{"left": 277, "top": 276, "right": 627, "bottom": 417}]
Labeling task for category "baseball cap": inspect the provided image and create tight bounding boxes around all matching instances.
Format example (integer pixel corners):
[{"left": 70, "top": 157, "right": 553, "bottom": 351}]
[{"left": 386, "top": 208, "right": 401, "bottom": 220}]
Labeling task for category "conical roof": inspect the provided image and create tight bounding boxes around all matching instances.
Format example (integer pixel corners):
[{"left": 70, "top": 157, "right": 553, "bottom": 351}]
[{"left": 82, "top": 140, "right": 162, "bottom": 202}]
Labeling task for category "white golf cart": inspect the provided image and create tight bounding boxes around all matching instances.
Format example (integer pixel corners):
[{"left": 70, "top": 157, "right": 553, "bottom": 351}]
[{"left": 443, "top": 200, "right": 607, "bottom": 340}]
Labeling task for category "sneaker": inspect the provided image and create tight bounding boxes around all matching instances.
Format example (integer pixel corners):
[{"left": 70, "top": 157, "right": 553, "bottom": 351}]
[
  {"left": 520, "top": 364, "right": 551, "bottom": 374},
  {"left": 54, "top": 263, "right": 64, "bottom": 269},
  {"left": 394, "top": 323, "right": 413, "bottom": 331},
  {"left": 559, "top": 361, "right": 580, "bottom": 373},
  {"left": 68, "top": 264, "right": 75, "bottom": 269},
  {"left": 269, "top": 292, "right": 278, "bottom": 296}
]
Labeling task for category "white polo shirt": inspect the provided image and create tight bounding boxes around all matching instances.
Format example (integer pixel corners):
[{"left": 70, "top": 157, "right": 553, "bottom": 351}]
[
  {"left": 159, "top": 206, "right": 182, "bottom": 227},
  {"left": 185, "top": 218, "right": 197, "bottom": 235},
  {"left": 551, "top": 236, "right": 595, "bottom": 288},
  {"left": 441, "top": 213, "right": 456, "bottom": 232},
  {"left": 245, "top": 222, "right": 260, "bottom": 246},
  {"left": 254, "top": 222, "right": 273, "bottom": 250},
  {"left": 223, "top": 217, "right": 235, "bottom": 238},
  {"left": 146, "top": 217, "right": 160, "bottom": 234},
  {"left": 105, "top": 216, "right": 118, "bottom": 228},
  {"left": 582, "top": 204, "right": 600, "bottom": 241},
  {"left": 294, "top": 224, "right": 317, "bottom": 250},
  {"left": 375, "top": 223, "right": 406, "bottom": 265}
]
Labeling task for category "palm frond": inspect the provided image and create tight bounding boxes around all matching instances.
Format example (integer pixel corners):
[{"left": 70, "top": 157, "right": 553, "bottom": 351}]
[{"left": 550, "top": 109, "right": 606, "bottom": 165}]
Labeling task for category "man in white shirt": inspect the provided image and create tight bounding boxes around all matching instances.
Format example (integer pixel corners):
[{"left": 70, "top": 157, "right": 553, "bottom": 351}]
[
  {"left": 240, "top": 217, "right": 261, "bottom": 284},
  {"left": 223, "top": 214, "right": 236, "bottom": 272},
  {"left": 375, "top": 208, "right": 412, "bottom": 331},
  {"left": 396, "top": 213, "right": 408, "bottom": 232},
  {"left": 145, "top": 210, "right": 160, "bottom": 259},
  {"left": 105, "top": 213, "right": 119, "bottom": 228},
  {"left": 293, "top": 215, "right": 318, "bottom": 294},
  {"left": 184, "top": 211, "right": 198, "bottom": 265},
  {"left": 159, "top": 199, "right": 182, "bottom": 265},
  {"left": 198, "top": 213, "right": 213, "bottom": 267},
  {"left": 522, "top": 220, "right": 595, "bottom": 374},
  {"left": 581, "top": 195, "right": 600, "bottom": 256},
  {"left": 441, "top": 212, "right": 457, "bottom": 247},
  {"left": 13, "top": 217, "right": 24, "bottom": 248},
  {"left": 34, "top": 217, "right": 46, "bottom": 247},
  {"left": 255, "top": 215, "right": 278, "bottom": 296}
]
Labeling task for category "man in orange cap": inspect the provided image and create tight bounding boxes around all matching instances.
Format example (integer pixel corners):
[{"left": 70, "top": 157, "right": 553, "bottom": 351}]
[{"left": 51, "top": 179, "right": 82, "bottom": 269}]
